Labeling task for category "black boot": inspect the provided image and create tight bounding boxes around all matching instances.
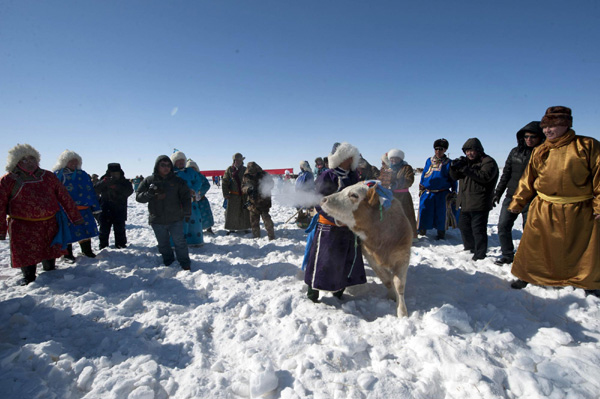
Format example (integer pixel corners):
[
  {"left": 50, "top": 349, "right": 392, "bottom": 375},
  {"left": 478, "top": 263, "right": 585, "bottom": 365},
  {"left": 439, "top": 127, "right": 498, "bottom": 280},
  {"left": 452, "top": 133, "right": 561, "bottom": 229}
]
[
  {"left": 511, "top": 279, "right": 529, "bottom": 289},
  {"left": 63, "top": 244, "right": 76, "bottom": 264},
  {"left": 79, "top": 240, "right": 96, "bottom": 258},
  {"left": 42, "top": 258, "right": 56, "bottom": 271},
  {"left": 436, "top": 230, "right": 446, "bottom": 240},
  {"left": 307, "top": 286, "right": 320, "bottom": 303},
  {"left": 20, "top": 265, "right": 37, "bottom": 286},
  {"left": 333, "top": 288, "right": 345, "bottom": 300}
]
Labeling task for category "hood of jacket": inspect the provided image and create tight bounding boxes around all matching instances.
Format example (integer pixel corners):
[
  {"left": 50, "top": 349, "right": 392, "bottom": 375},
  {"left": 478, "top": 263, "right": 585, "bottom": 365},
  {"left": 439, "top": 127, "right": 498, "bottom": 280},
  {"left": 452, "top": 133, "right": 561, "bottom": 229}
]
[
  {"left": 244, "top": 161, "right": 264, "bottom": 176},
  {"left": 153, "top": 155, "right": 175, "bottom": 177},
  {"left": 462, "top": 138, "right": 485, "bottom": 156},
  {"left": 516, "top": 121, "right": 545, "bottom": 149}
]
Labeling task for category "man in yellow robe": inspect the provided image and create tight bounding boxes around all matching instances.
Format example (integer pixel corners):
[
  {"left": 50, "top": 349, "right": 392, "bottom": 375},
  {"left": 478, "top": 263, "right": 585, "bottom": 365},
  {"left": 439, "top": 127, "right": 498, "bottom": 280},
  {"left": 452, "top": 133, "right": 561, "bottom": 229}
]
[{"left": 508, "top": 106, "right": 600, "bottom": 295}]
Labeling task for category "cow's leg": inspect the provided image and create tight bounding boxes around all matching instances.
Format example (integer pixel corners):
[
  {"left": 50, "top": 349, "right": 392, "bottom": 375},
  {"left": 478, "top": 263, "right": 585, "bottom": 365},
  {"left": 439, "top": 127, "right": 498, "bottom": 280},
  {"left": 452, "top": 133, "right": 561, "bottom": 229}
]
[
  {"left": 363, "top": 250, "right": 394, "bottom": 295},
  {"left": 392, "top": 266, "right": 409, "bottom": 317}
]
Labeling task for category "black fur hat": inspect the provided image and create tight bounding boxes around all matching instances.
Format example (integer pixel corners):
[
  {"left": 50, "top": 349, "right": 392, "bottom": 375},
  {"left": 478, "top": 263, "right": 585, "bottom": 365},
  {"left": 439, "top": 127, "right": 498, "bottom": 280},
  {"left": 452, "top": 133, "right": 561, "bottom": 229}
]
[{"left": 433, "top": 138, "right": 449, "bottom": 149}]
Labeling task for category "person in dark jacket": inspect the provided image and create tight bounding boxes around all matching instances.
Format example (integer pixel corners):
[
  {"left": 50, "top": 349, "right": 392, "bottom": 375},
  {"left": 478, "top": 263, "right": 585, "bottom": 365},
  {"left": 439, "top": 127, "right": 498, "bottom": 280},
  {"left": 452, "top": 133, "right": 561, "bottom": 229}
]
[
  {"left": 493, "top": 122, "right": 545, "bottom": 265},
  {"left": 136, "top": 156, "right": 192, "bottom": 270},
  {"left": 242, "top": 162, "right": 276, "bottom": 240},
  {"left": 94, "top": 163, "right": 134, "bottom": 250},
  {"left": 449, "top": 138, "right": 499, "bottom": 261}
]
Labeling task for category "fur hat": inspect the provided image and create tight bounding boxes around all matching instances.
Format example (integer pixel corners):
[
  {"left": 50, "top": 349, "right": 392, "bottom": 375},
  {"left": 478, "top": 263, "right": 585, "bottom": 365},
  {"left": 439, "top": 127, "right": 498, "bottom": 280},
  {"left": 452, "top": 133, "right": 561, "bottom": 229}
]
[
  {"left": 433, "top": 139, "right": 449, "bottom": 149},
  {"left": 540, "top": 106, "right": 572, "bottom": 128},
  {"left": 299, "top": 160, "right": 311, "bottom": 172},
  {"left": 6, "top": 143, "right": 41, "bottom": 172},
  {"left": 186, "top": 159, "right": 200, "bottom": 172},
  {"left": 233, "top": 152, "right": 245, "bottom": 161},
  {"left": 328, "top": 142, "right": 360, "bottom": 170},
  {"left": 53, "top": 149, "right": 82, "bottom": 171},
  {"left": 170, "top": 151, "right": 187, "bottom": 164},
  {"left": 387, "top": 149, "right": 405, "bottom": 161}
]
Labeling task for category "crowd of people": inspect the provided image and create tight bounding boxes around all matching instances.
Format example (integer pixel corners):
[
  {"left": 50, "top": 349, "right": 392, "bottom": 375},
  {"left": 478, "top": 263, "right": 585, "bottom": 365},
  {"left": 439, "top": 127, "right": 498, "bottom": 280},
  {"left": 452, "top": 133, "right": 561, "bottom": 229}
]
[{"left": 1, "top": 106, "right": 598, "bottom": 300}]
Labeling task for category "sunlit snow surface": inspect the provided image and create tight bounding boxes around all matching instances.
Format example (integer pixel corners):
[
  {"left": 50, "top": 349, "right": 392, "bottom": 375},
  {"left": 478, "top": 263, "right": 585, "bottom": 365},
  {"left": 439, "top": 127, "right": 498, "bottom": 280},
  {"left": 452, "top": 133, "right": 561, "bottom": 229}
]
[{"left": 1, "top": 178, "right": 599, "bottom": 399}]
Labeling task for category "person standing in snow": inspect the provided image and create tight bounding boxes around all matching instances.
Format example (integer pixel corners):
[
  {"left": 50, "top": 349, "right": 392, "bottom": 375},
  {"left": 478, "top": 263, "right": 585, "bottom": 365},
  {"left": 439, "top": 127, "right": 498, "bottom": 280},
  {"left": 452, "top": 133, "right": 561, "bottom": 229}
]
[
  {"left": 304, "top": 142, "right": 367, "bottom": 302},
  {"left": 295, "top": 160, "right": 316, "bottom": 229},
  {"left": 508, "top": 106, "right": 600, "bottom": 295},
  {"left": 222, "top": 152, "right": 251, "bottom": 235},
  {"left": 417, "top": 139, "right": 457, "bottom": 240},
  {"left": 381, "top": 149, "right": 418, "bottom": 238},
  {"left": 94, "top": 163, "right": 134, "bottom": 250},
  {"left": 0, "top": 144, "right": 83, "bottom": 285},
  {"left": 242, "top": 161, "right": 276, "bottom": 240},
  {"left": 53, "top": 150, "right": 101, "bottom": 261},
  {"left": 136, "top": 156, "right": 191, "bottom": 270},
  {"left": 449, "top": 138, "right": 499, "bottom": 261},
  {"left": 171, "top": 151, "right": 208, "bottom": 246},
  {"left": 186, "top": 159, "right": 216, "bottom": 235},
  {"left": 493, "top": 122, "right": 545, "bottom": 266}
]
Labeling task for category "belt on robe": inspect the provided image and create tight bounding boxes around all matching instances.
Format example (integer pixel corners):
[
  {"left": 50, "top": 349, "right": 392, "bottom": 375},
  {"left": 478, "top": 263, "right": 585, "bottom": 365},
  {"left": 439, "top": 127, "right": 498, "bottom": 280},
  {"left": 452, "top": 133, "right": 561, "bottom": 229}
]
[
  {"left": 425, "top": 188, "right": 450, "bottom": 193},
  {"left": 393, "top": 189, "right": 409, "bottom": 193},
  {"left": 9, "top": 213, "right": 56, "bottom": 222},
  {"left": 77, "top": 206, "right": 89, "bottom": 210},
  {"left": 229, "top": 191, "right": 240, "bottom": 196},
  {"left": 537, "top": 192, "right": 594, "bottom": 204},
  {"left": 318, "top": 215, "right": 337, "bottom": 226}
]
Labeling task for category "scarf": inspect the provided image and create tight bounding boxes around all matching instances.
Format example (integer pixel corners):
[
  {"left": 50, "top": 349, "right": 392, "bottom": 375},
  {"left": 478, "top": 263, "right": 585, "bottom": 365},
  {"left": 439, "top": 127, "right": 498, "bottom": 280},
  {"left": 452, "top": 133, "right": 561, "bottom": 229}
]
[
  {"left": 534, "top": 129, "right": 575, "bottom": 164},
  {"left": 333, "top": 167, "right": 352, "bottom": 191}
]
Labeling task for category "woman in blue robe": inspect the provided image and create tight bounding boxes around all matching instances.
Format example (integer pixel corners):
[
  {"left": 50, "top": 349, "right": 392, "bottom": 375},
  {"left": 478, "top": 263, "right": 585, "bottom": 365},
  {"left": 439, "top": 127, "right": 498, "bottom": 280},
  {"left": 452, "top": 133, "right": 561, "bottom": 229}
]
[
  {"left": 53, "top": 150, "right": 100, "bottom": 260},
  {"left": 186, "top": 159, "right": 215, "bottom": 234},
  {"left": 417, "top": 139, "right": 458, "bottom": 240},
  {"left": 171, "top": 152, "right": 205, "bottom": 246}
]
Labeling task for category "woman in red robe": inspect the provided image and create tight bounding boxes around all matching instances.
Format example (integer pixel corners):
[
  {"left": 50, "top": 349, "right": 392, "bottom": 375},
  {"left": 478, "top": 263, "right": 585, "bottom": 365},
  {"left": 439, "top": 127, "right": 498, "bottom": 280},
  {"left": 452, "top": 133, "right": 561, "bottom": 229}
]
[{"left": 0, "top": 144, "right": 83, "bottom": 285}]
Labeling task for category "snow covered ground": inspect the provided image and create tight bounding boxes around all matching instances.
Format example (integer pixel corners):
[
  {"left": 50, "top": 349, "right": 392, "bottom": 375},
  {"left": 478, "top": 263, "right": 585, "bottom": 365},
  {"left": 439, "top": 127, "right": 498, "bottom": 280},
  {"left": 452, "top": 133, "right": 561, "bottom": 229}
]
[{"left": 1, "top": 177, "right": 599, "bottom": 399}]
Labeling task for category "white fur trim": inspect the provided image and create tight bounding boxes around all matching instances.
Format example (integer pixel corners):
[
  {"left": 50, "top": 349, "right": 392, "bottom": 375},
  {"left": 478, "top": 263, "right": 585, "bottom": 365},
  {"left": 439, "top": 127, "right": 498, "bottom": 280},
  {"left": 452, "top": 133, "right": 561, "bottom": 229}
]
[
  {"left": 381, "top": 153, "right": 390, "bottom": 167},
  {"left": 6, "top": 144, "right": 41, "bottom": 172},
  {"left": 170, "top": 151, "right": 187, "bottom": 164},
  {"left": 299, "top": 160, "right": 311, "bottom": 172},
  {"left": 186, "top": 159, "right": 199, "bottom": 172},
  {"left": 53, "top": 149, "right": 82, "bottom": 171},
  {"left": 328, "top": 142, "right": 360, "bottom": 170},
  {"left": 387, "top": 149, "right": 404, "bottom": 161}
]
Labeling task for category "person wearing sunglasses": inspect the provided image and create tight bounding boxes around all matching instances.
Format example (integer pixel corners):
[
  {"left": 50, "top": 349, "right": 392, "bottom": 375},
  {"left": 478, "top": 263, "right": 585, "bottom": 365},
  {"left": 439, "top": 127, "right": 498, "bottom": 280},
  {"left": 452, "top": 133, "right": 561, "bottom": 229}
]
[
  {"left": 508, "top": 106, "right": 600, "bottom": 296},
  {"left": 417, "top": 138, "right": 457, "bottom": 240},
  {"left": 136, "top": 155, "right": 192, "bottom": 271},
  {"left": 493, "top": 122, "right": 544, "bottom": 266}
]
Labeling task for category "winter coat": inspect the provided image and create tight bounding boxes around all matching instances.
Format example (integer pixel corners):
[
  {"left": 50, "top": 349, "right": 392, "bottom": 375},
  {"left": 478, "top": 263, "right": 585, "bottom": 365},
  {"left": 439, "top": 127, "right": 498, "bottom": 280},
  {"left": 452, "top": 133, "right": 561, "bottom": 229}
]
[
  {"left": 222, "top": 162, "right": 251, "bottom": 230},
  {"left": 95, "top": 165, "right": 134, "bottom": 222},
  {"left": 136, "top": 156, "right": 191, "bottom": 225},
  {"left": 495, "top": 121, "right": 545, "bottom": 200},
  {"left": 242, "top": 162, "right": 274, "bottom": 213},
  {"left": 449, "top": 138, "right": 499, "bottom": 212},
  {"left": 295, "top": 170, "right": 315, "bottom": 193}
]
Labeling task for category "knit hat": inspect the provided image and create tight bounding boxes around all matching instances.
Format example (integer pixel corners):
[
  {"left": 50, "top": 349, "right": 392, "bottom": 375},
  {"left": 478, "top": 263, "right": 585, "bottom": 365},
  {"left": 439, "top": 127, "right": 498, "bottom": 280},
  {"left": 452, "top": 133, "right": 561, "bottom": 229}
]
[
  {"left": 6, "top": 143, "right": 41, "bottom": 172},
  {"left": 387, "top": 149, "right": 405, "bottom": 161},
  {"left": 170, "top": 151, "right": 187, "bottom": 164},
  {"left": 540, "top": 106, "right": 573, "bottom": 128},
  {"left": 53, "top": 149, "right": 82, "bottom": 171},
  {"left": 328, "top": 142, "right": 360, "bottom": 170},
  {"left": 232, "top": 152, "right": 245, "bottom": 161},
  {"left": 433, "top": 139, "right": 449, "bottom": 150}
]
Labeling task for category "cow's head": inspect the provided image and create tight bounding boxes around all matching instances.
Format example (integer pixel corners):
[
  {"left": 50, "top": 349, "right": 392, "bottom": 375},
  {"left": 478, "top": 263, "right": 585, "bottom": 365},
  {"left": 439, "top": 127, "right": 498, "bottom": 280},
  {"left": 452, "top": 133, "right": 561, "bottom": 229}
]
[{"left": 320, "top": 183, "right": 383, "bottom": 238}]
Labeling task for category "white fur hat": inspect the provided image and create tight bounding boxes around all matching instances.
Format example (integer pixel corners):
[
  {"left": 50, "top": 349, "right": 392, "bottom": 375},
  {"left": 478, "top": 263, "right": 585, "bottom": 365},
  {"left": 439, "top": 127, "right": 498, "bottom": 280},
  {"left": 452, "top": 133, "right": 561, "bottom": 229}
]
[
  {"left": 299, "top": 160, "right": 311, "bottom": 172},
  {"left": 53, "top": 149, "right": 82, "bottom": 171},
  {"left": 387, "top": 149, "right": 404, "bottom": 161},
  {"left": 6, "top": 144, "right": 41, "bottom": 172},
  {"left": 170, "top": 151, "right": 187, "bottom": 164},
  {"left": 328, "top": 142, "right": 360, "bottom": 170},
  {"left": 186, "top": 159, "right": 199, "bottom": 172}
]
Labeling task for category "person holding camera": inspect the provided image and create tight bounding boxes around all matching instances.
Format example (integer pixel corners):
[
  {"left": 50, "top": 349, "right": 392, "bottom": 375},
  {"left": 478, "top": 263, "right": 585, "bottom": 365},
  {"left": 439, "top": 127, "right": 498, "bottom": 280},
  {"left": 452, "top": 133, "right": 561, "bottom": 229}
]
[
  {"left": 492, "top": 122, "right": 544, "bottom": 266},
  {"left": 508, "top": 106, "right": 600, "bottom": 294},
  {"left": 449, "top": 138, "right": 499, "bottom": 261},
  {"left": 136, "top": 155, "right": 191, "bottom": 270},
  {"left": 94, "top": 163, "right": 134, "bottom": 250},
  {"left": 241, "top": 161, "right": 275, "bottom": 240}
]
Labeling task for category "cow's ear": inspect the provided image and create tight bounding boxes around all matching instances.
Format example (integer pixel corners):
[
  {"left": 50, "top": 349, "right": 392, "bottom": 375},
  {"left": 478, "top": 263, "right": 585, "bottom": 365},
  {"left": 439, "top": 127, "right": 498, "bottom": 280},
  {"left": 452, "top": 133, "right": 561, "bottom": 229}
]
[{"left": 366, "top": 187, "right": 380, "bottom": 208}]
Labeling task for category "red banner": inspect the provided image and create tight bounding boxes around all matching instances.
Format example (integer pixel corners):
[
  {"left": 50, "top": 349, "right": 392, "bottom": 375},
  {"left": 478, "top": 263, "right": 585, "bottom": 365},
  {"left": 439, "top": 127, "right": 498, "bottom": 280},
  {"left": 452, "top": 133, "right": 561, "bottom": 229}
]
[{"left": 200, "top": 168, "right": 294, "bottom": 177}]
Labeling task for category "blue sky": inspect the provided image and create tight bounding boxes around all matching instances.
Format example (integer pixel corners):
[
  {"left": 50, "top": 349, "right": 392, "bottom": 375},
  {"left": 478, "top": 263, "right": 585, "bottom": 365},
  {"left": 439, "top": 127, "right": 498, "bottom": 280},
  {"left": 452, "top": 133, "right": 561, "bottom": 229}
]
[{"left": 1, "top": 0, "right": 599, "bottom": 177}]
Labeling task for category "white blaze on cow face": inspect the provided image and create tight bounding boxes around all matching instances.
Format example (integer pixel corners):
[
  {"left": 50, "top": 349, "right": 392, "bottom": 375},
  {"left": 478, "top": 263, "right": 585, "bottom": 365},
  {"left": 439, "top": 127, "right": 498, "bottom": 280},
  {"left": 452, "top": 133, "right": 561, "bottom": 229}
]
[{"left": 320, "top": 184, "right": 369, "bottom": 231}]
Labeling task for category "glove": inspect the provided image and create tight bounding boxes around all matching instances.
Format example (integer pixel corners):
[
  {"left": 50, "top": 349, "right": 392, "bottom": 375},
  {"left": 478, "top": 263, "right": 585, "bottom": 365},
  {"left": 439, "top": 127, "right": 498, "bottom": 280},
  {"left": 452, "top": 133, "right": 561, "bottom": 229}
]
[
  {"left": 451, "top": 157, "right": 467, "bottom": 170},
  {"left": 493, "top": 193, "right": 501, "bottom": 207}
]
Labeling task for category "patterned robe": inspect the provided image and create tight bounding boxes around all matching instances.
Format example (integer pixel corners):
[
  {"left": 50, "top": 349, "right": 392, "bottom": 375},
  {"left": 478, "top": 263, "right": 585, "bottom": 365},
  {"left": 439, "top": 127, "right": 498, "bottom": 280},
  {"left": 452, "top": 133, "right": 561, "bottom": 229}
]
[
  {"left": 222, "top": 164, "right": 251, "bottom": 231},
  {"left": 0, "top": 168, "right": 83, "bottom": 268},
  {"left": 174, "top": 167, "right": 207, "bottom": 245},
  {"left": 55, "top": 168, "right": 100, "bottom": 243},
  {"left": 418, "top": 156, "right": 457, "bottom": 231},
  {"left": 509, "top": 131, "right": 600, "bottom": 289}
]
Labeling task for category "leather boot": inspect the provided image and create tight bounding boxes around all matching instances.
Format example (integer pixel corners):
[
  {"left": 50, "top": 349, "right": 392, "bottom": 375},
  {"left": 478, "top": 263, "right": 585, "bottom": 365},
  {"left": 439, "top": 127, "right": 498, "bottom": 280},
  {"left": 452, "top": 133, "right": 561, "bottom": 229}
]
[
  {"left": 20, "top": 265, "right": 37, "bottom": 286},
  {"left": 79, "top": 240, "right": 96, "bottom": 258},
  {"left": 42, "top": 258, "right": 56, "bottom": 271},
  {"left": 63, "top": 244, "right": 76, "bottom": 263}
]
